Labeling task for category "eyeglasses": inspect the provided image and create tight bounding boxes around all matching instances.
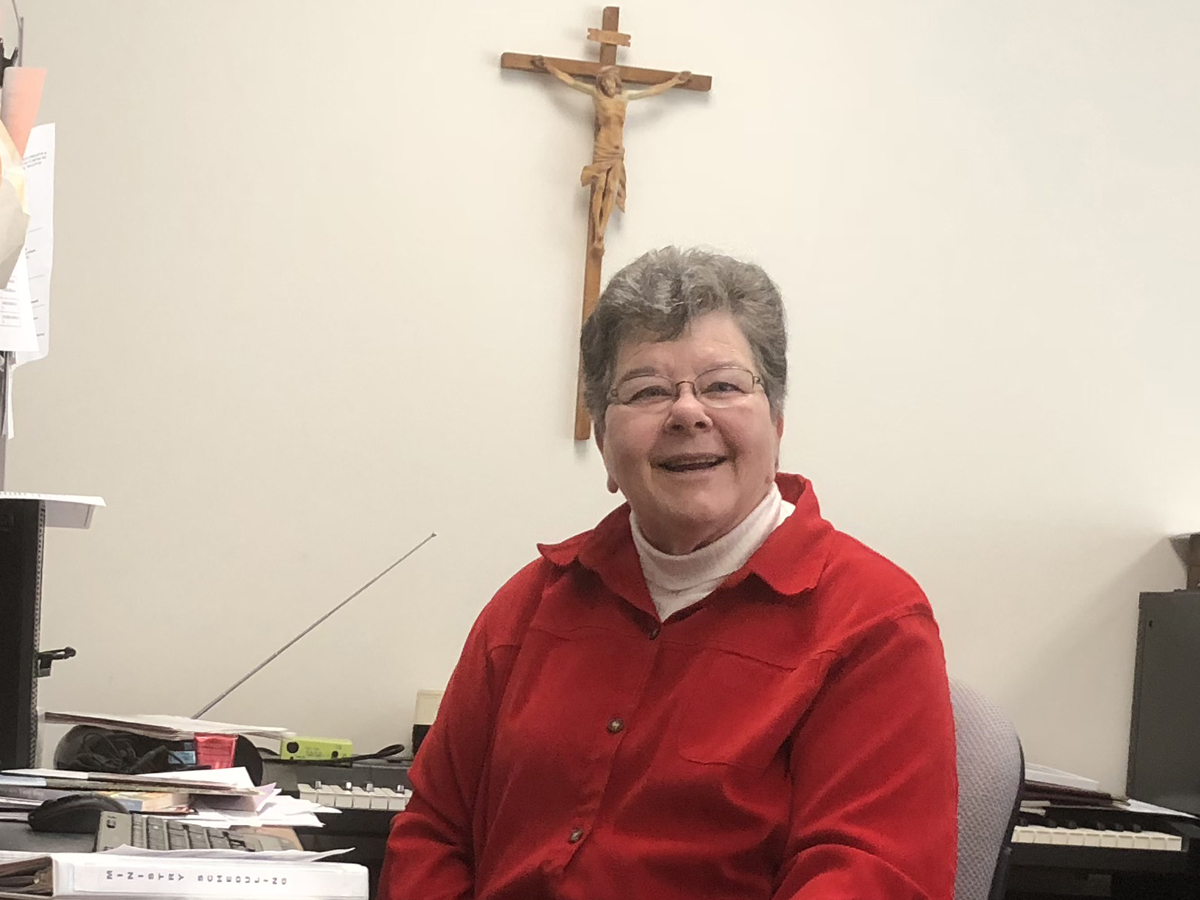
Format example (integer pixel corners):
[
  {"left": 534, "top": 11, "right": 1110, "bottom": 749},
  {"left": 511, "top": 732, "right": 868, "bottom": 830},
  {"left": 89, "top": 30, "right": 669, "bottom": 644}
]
[{"left": 609, "top": 366, "right": 763, "bottom": 411}]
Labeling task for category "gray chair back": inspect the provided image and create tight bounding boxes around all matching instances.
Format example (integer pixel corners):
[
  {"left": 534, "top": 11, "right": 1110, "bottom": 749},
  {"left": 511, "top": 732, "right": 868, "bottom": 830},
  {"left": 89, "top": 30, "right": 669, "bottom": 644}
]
[{"left": 950, "top": 678, "right": 1023, "bottom": 900}]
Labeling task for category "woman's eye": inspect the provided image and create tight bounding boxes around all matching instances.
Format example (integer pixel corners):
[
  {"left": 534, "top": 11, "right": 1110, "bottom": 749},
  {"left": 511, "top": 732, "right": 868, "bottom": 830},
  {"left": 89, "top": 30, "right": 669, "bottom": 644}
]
[
  {"left": 629, "top": 385, "right": 673, "bottom": 402},
  {"left": 702, "top": 380, "right": 743, "bottom": 395}
]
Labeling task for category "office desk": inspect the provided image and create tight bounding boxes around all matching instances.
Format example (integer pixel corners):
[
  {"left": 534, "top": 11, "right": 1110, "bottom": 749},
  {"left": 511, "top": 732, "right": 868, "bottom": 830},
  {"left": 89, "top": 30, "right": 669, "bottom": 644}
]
[{"left": 0, "top": 820, "right": 92, "bottom": 853}]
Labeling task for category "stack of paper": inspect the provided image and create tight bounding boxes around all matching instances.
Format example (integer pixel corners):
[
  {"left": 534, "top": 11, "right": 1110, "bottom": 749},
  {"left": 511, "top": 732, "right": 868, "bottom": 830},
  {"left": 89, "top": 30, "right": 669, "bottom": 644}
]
[
  {"left": 1, "top": 766, "right": 336, "bottom": 830},
  {"left": 157, "top": 768, "right": 336, "bottom": 829},
  {"left": 1025, "top": 763, "right": 1101, "bottom": 793},
  {"left": 42, "top": 712, "right": 293, "bottom": 742}
]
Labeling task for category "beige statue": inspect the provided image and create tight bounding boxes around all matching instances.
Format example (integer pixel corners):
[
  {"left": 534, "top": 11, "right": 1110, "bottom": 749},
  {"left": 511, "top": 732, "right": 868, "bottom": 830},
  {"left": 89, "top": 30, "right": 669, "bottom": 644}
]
[{"left": 533, "top": 57, "right": 691, "bottom": 253}]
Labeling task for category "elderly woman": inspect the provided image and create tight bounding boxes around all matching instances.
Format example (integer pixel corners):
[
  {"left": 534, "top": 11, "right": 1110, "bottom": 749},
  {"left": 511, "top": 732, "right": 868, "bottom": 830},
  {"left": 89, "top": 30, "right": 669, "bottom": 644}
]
[{"left": 380, "top": 248, "right": 957, "bottom": 900}]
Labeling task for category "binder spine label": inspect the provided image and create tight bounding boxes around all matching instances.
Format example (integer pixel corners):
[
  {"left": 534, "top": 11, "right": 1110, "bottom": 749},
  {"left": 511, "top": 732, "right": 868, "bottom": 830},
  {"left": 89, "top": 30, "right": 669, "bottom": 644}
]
[
  {"left": 77, "top": 864, "right": 295, "bottom": 896},
  {"left": 56, "top": 857, "right": 366, "bottom": 898}
]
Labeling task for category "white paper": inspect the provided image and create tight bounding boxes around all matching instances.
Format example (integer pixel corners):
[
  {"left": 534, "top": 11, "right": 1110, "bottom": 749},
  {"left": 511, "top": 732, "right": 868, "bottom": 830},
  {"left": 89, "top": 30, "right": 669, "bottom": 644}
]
[
  {"left": 97, "top": 847, "right": 351, "bottom": 862},
  {"left": 184, "top": 792, "right": 332, "bottom": 829},
  {"left": 16, "top": 124, "right": 53, "bottom": 365},
  {"left": 144, "top": 767, "right": 256, "bottom": 790},
  {"left": 0, "top": 492, "right": 104, "bottom": 528},
  {"left": 180, "top": 810, "right": 327, "bottom": 828},
  {"left": 198, "top": 784, "right": 280, "bottom": 813},
  {"left": 1025, "top": 763, "right": 1100, "bottom": 792},
  {"left": 1122, "top": 798, "right": 1199, "bottom": 819},
  {"left": 0, "top": 251, "right": 36, "bottom": 352}
]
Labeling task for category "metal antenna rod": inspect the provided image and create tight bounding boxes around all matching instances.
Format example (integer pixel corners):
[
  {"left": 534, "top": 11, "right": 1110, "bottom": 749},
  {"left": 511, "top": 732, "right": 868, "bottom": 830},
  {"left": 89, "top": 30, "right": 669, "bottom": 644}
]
[
  {"left": 192, "top": 532, "right": 437, "bottom": 718},
  {"left": 9, "top": 0, "right": 23, "bottom": 62}
]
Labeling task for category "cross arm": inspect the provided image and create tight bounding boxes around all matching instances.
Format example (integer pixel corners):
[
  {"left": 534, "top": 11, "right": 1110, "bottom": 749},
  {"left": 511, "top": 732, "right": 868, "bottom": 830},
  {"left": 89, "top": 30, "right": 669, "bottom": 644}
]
[
  {"left": 500, "top": 53, "right": 712, "bottom": 92},
  {"left": 626, "top": 71, "right": 691, "bottom": 100},
  {"left": 535, "top": 57, "right": 596, "bottom": 95}
]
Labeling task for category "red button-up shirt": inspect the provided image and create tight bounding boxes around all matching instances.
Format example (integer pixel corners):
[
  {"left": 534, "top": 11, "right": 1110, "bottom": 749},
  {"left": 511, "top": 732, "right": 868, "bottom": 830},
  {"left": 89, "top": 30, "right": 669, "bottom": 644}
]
[{"left": 381, "top": 474, "right": 957, "bottom": 900}]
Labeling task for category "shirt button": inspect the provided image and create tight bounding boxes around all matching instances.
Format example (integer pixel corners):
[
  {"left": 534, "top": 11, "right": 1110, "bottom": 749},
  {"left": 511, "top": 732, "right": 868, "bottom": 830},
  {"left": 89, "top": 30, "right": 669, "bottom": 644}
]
[
  {"left": 606, "top": 718, "right": 624, "bottom": 734},
  {"left": 568, "top": 826, "right": 585, "bottom": 843},
  {"left": 649, "top": 626, "right": 661, "bottom": 640}
]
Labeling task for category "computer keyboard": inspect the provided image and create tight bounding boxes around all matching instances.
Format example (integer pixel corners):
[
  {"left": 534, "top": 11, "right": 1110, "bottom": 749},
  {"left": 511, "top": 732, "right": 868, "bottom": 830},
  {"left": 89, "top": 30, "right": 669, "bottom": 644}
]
[{"left": 94, "top": 811, "right": 293, "bottom": 853}]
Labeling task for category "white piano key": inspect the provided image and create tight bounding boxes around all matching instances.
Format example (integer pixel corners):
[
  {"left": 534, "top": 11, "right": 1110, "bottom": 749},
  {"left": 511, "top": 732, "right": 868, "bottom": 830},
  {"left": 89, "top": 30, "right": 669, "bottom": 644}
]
[
  {"left": 369, "top": 787, "right": 395, "bottom": 810},
  {"left": 296, "top": 783, "right": 318, "bottom": 805}
]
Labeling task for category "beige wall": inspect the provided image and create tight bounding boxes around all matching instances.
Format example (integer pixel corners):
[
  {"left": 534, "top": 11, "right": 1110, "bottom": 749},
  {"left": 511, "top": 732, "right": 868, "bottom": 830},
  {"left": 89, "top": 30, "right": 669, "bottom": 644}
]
[{"left": 11, "top": 1, "right": 1199, "bottom": 791}]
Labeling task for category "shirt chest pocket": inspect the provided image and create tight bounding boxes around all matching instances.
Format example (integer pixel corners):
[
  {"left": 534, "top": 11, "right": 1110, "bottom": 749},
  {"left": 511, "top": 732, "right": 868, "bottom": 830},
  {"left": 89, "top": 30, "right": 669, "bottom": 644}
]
[{"left": 675, "top": 650, "right": 835, "bottom": 771}]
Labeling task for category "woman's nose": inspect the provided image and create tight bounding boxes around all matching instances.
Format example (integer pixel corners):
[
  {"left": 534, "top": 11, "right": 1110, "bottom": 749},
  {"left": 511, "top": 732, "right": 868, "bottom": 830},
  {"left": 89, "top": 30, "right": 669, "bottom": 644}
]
[{"left": 665, "top": 383, "right": 711, "bottom": 429}]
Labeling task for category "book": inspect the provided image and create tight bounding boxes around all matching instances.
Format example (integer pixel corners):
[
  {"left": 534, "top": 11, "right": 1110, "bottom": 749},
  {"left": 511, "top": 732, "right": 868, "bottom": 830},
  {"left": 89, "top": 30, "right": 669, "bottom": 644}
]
[
  {"left": 0, "top": 786, "right": 191, "bottom": 814},
  {"left": 0, "top": 854, "right": 367, "bottom": 899},
  {"left": 0, "top": 772, "right": 257, "bottom": 798},
  {"left": 99, "top": 792, "right": 192, "bottom": 814}
]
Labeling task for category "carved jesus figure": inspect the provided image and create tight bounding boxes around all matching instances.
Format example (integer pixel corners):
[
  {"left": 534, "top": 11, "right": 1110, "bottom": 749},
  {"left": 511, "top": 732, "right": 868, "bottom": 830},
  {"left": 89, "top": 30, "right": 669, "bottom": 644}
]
[{"left": 533, "top": 57, "right": 690, "bottom": 253}]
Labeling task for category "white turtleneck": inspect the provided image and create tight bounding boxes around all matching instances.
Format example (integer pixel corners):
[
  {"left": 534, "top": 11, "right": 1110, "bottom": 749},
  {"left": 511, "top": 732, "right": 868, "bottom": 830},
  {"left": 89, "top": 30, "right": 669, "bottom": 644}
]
[{"left": 630, "top": 483, "right": 796, "bottom": 621}]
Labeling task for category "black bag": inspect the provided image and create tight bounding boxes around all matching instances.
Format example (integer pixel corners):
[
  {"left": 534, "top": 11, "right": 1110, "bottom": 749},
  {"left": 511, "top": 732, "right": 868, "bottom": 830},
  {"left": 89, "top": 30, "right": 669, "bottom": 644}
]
[{"left": 52, "top": 725, "right": 263, "bottom": 783}]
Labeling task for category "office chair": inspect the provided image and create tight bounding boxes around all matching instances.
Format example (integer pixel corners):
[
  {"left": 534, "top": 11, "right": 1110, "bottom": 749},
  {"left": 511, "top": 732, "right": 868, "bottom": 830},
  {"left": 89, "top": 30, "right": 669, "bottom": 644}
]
[{"left": 949, "top": 678, "right": 1024, "bottom": 900}]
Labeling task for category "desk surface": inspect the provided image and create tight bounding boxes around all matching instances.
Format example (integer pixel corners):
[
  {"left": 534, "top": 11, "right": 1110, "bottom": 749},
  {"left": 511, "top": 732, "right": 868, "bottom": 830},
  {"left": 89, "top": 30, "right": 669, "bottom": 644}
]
[{"left": 0, "top": 820, "right": 93, "bottom": 853}]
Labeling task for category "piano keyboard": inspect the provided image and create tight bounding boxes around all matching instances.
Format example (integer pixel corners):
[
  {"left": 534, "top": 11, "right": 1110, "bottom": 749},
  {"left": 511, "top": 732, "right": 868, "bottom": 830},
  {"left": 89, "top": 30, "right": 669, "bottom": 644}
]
[
  {"left": 1013, "top": 823, "right": 1183, "bottom": 851},
  {"left": 298, "top": 781, "right": 412, "bottom": 811}
]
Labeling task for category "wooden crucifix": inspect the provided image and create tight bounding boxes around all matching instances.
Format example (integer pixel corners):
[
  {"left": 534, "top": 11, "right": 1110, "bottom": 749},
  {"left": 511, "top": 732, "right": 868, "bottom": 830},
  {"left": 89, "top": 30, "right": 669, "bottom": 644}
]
[{"left": 501, "top": 7, "right": 712, "bottom": 440}]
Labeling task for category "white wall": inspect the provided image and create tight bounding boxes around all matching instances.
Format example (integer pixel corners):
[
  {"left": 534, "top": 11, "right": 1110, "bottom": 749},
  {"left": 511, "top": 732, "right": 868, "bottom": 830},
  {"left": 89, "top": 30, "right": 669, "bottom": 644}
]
[{"left": 9, "top": 1, "right": 1199, "bottom": 792}]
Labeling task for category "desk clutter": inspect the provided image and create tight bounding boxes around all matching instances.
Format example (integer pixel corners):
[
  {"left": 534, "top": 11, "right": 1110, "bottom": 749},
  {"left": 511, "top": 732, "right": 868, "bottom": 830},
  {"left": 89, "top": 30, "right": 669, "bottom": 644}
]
[
  {"left": 0, "top": 767, "right": 328, "bottom": 830},
  {"left": 0, "top": 713, "right": 421, "bottom": 899},
  {"left": 0, "top": 764, "right": 372, "bottom": 899}
]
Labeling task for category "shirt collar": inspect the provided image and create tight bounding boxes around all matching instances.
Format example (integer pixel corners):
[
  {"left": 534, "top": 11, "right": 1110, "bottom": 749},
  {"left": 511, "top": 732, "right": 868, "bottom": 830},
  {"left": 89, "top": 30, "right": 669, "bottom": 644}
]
[
  {"left": 630, "top": 483, "right": 783, "bottom": 592},
  {"left": 538, "top": 473, "right": 833, "bottom": 603}
]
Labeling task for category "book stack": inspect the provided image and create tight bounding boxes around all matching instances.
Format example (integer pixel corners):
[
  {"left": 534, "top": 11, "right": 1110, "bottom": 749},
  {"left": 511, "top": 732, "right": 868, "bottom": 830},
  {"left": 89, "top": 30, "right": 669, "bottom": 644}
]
[
  {"left": 0, "top": 770, "right": 367, "bottom": 899},
  {"left": 0, "top": 771, "right": 260, "bottom": 822},
  {"left": 1021, "top": 762, "right": 1197, "bottom": 815},
  {"left": 1023, "top": 763, "right": 1110, "bottom": 806}
]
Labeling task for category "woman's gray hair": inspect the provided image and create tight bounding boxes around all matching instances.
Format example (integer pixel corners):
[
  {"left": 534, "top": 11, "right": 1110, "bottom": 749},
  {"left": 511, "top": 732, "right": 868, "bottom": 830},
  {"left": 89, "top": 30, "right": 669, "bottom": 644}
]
[{"left": 581, "top": 247, "right": 787, "bottom": 435}]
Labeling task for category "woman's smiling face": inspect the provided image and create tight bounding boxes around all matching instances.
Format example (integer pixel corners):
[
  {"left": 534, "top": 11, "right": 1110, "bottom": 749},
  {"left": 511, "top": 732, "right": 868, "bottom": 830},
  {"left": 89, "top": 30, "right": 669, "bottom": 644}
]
[{"left": 597, "top": 311, "right": 784, "bottom": 555}]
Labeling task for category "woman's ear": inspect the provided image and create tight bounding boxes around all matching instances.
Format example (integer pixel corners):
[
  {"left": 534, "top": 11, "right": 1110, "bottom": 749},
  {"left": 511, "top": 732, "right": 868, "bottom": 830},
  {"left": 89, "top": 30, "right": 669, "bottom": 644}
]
[{"left": 595, "top": 430, "right": 619, "bottom": 494}]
